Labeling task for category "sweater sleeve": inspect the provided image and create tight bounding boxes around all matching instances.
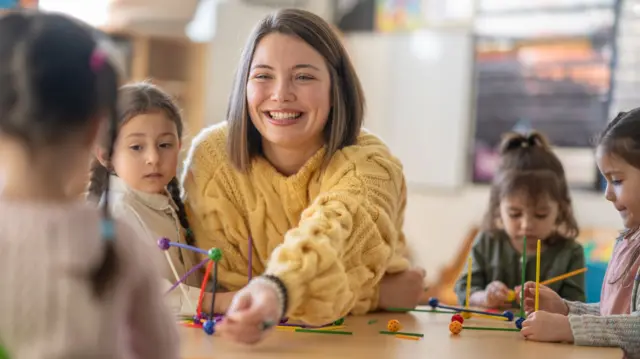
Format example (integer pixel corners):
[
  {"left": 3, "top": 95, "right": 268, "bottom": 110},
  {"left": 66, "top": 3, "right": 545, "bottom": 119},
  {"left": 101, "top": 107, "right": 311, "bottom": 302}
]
[
  {"left": 453, "top": 232, "right": 488, "bottom": 305},
  {"left": 265, "top": 150, "right": 408, "bottom": 324},
  {"left": 565, "top": 300, "right": 601, "bottom": 316},
  {"left": 557, "top": 244, "right": 586, "bottom": 302},
  {"left": 569, "top": 313, "right": 640, "bottom": 357}
]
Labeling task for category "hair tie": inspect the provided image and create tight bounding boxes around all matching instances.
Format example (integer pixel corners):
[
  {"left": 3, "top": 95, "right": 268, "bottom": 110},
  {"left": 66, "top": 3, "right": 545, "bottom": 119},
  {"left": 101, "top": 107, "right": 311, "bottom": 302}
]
[{"left": 90, "top": 49, "right": 107, "bottom": 72}]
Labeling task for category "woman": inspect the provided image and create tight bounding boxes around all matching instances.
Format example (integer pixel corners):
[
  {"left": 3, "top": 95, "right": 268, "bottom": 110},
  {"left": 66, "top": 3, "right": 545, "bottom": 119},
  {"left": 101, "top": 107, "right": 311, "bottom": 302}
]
[{"left": 182, "top": 8, "right": 424, "bottom": 344}]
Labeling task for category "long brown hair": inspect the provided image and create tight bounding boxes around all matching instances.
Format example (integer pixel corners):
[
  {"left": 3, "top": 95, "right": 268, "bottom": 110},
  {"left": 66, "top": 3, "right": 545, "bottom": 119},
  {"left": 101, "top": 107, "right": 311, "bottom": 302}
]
[
  {"left": 482, "top": 131, "right": 579, "bottom": 239},
  {"left": 226, "top": 8, "right": 365, "bottom": 171},
  {"left": 87, "top": 81, "right": 196, "bottom": 245}
]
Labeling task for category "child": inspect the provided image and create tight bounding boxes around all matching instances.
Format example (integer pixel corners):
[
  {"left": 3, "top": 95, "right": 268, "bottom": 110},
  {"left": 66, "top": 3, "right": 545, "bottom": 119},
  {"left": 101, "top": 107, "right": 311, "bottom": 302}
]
[
  {"left": 521, "top": 109, "right": 640, "bottom": 358},
  {"left": 0, "top": 11, "right": 178, "bottom": 358},
  {"left": 88, "top": 82, "right": 234, "bottom": 315},
  {"left": 454, "top": 131, "right": 585, "bottom": 308}
]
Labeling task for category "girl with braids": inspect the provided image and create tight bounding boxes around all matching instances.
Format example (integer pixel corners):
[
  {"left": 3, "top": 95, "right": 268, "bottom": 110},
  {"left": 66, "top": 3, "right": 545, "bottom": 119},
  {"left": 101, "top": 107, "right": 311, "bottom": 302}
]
[
  {"left": 520, "top": 109, "right": 640, "bottom": 358},
  {"left": 454, "top": 131, "right": 585, "bottom": 308},
  {"left": 89, "top": 82, "right": 228, "bottom": 316},
  {"left": 0, "top": 11, "right": 178, "bottom": 359}
]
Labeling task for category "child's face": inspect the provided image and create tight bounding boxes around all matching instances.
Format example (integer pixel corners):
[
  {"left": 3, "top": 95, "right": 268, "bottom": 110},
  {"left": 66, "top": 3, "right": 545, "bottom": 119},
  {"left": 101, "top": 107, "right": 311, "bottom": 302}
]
[
  {"left": 111, "top": 112, "right": 181, "bottom": 194},
  {"left": 596, "top": 147, "right": 640, "bottom": 228},
  {"left": 499, "top": 192, "right": 560, "bottom": 250}
]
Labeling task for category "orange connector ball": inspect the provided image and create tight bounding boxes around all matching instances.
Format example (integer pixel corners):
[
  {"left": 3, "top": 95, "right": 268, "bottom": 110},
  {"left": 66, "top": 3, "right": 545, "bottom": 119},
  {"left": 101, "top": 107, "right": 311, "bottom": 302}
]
[
  {"left": 461, "top": 311, "right": 472, "bottom": 319},
  {"left": 449, "top": 321, "right": 463, "bottom": 335},
  {"left": 387, "top": 319, "right": 401, "bottom": 332}
]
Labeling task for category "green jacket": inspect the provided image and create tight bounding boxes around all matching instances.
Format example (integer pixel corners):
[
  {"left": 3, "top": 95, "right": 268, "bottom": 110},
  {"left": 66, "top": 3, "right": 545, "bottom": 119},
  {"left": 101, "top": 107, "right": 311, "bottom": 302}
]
[{"left": 454, "top": 229, "right": 586, "bottom": 307}]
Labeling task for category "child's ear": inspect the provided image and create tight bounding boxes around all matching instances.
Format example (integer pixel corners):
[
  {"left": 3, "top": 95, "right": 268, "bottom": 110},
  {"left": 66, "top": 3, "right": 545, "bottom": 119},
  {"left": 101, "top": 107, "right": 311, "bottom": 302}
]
[{"left": 94, "top": 147, "right": 110, "bottom": 169}]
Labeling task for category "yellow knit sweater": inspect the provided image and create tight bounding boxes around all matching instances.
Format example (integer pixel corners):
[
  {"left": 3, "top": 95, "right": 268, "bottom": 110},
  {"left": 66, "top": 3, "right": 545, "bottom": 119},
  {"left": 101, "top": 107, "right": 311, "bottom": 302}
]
[{"left": 181, "top": 122, "right": 409, "bottom": 325}]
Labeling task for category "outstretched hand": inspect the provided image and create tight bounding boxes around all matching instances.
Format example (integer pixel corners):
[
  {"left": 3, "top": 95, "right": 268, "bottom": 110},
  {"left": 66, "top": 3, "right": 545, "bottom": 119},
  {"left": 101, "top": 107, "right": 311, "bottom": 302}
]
[{"left": 216, "top": 280, "right": 281, "bottom": 345}]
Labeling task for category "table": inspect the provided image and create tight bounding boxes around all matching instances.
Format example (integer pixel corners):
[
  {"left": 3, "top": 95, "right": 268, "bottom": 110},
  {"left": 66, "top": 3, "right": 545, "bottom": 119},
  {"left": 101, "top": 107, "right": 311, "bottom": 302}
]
[{"left": 180, "top": 309, "right": 623, "bottom": 359}]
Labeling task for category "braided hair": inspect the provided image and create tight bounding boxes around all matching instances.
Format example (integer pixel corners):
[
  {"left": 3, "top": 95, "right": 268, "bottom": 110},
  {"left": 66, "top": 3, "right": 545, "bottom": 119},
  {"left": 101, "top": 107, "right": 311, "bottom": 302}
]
[{"left": 87, "top": 82, "right": 195, "bottom": 245}]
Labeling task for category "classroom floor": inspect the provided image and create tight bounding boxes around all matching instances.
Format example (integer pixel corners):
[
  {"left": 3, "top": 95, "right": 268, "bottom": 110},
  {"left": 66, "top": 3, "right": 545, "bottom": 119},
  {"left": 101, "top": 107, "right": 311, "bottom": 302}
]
[{"left": 179, "top": 308, "right": 622, "bottom": 359}]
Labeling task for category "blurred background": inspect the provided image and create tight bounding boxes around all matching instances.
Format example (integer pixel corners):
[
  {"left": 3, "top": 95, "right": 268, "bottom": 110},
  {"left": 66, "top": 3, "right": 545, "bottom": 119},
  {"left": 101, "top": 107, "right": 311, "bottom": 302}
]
[{"left": 3, "top": 0, "right": 635, "bottom": 304}]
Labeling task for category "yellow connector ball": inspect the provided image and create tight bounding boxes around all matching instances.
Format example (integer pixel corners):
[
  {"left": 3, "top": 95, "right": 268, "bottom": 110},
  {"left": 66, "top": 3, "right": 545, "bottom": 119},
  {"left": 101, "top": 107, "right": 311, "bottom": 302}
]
[
  {"left": 461, "top": 311, "right": 472, "bottom": 319},
  {"left": 387, "top": 319, "right": 401, "bottom": 332}
]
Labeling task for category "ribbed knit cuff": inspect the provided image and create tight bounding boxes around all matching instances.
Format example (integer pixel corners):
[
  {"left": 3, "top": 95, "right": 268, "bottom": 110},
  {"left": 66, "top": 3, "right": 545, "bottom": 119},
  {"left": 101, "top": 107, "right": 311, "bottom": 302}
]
[{"left": 568, "top": 315, "right": 592, "bottom": 345}]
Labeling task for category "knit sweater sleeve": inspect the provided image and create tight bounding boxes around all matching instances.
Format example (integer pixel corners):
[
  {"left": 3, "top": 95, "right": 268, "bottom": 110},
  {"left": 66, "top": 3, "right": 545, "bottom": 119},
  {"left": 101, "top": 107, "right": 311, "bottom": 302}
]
[
  {"left": 569, "top": 313, "right": 640, "bottom": 357},
  {"left": 265, "top": 140, "right": 409, "bottom": 324},
  {"left": 565, "top": 300, "right": 601, "bottom": 315}
]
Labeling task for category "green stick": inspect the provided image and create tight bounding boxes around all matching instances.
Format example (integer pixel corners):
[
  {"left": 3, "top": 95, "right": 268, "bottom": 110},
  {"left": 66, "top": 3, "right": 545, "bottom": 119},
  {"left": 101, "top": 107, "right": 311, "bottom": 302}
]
[
  {"left": 368, "top": 319, "right": 378, "bottom": 324},
  {"left": 295, "top": 329, "right": 353, "bottom": 335},
  {"left": 386, "top": 307, "right": 455, "bottom": 314},
  {"left": 463, "top": 326, "right": 520, "bottom": 332},
  {"left": 379, "top": 331, "right": 424, "bottom": 337},
  {"left": 520, "top": 235, "right": 527, "bottom": 318}
]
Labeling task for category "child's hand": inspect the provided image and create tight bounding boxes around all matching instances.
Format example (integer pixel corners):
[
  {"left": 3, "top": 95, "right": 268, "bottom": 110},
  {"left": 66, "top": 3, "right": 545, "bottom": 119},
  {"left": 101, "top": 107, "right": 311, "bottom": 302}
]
[
  {"left": 379, "top": 267, "right": 426, "bottom": 309},
  {"left": 520, "top": 281, "right": 568, "bottom": 315},
  {"left": 216, "top": 281, "right": 281, "bottom": 345},
  {"left": 484, "top": 281, "right": 509, "bottom": 307},
  {"left": 521, "top": 311, "right": 574, "bottom": 343}
]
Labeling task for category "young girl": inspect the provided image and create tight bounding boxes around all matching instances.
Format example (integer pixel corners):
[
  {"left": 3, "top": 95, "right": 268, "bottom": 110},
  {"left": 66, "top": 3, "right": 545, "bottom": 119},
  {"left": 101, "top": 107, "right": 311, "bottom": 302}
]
[
  {"left": 454, "top": 131, "right": 585, "bottom": 308},
  {"left": 88, "top": 82, "right": 234, "bottom": 316},
  {"left": 0, "top": 11, "right": 178, "bottom": 358},
  {"left": 521, "top": 109, "right": 640, "bottom": 358}
]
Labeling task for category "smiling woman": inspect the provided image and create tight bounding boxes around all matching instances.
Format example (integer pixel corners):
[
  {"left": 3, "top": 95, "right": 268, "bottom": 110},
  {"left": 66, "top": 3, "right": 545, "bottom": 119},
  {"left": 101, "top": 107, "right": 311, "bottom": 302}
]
[{"left": 181, "top": 8, "right": 426, "bottom": 345}]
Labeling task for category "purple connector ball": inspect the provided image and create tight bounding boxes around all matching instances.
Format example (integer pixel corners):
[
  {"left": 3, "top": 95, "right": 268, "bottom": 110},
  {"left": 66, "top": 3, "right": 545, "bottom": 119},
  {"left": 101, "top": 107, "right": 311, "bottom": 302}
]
[
  {"left": 503, "top": 311, "right": 514, "bottom": 322},
  {"left": 203, "top": 320, "right": 215, "bottom": 335},
  {"left": 157, "top": 238, "right": 170, "bottom": 250},
  {"left": 515, "top": 317, "right": 525, "bottom": 330},
  {"left": 428, "top": 297, "right": 439, "bottom": 308},
  {"left": 280, "top": 317, "right": 289, "bottom": 324}
]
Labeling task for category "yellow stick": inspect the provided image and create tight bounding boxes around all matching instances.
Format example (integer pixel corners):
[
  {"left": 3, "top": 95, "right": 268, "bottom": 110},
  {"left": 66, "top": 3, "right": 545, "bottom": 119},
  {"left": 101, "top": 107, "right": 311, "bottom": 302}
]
[
  {"left": 535, "top": 239, "right": 541, "bottom": 312},
  {"left": 541, "top": 268, "right": 587, "bottom": 286},
  {"left": 466, "top": 256, "right": 472, "bottom": 308},
  {"left": 320, "top": 325, "right": 345, "bottom": 331},
  {"left": 395, "top": 334, "right": 420, "bottom": 341}
]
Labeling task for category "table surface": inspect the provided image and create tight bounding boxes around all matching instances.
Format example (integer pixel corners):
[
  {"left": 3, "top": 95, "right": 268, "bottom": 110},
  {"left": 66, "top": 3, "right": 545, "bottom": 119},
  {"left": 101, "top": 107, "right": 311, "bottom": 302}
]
[{"left": 180, "top": 309, "right": 623, "bottom": 359}]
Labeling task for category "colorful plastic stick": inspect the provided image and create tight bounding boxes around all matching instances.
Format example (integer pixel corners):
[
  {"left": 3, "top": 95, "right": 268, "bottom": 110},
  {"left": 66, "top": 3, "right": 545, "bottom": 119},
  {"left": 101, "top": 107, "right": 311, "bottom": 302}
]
[
  {"left": 535, "top": 239, "right": 541, "bottom": 312},
  {"left": 165, "top": 257, "right": 209, "bottom": 294},
  {"left": 248, "top": 236, "right": 253, "bottom": 282},
  {"left": 295, "top": 329, "right": 353, "bottom": 335},
  {"left": 465, "top": 256, "right": 472, "bottom": 308},
  {"left": 542, "top": 268, "right": 587, "bottom": 286},
  {"left": 380, "top": 331, "right": 424, "bottom": 338},
  {"left": 520, "top": 236, "right": 527, "bottom": 318},
  {"left": 463, "top": 326, "right": 520, "bottom": 332},
  {"left": 428, "top": 298, "right": 514, "bottom": 321}
]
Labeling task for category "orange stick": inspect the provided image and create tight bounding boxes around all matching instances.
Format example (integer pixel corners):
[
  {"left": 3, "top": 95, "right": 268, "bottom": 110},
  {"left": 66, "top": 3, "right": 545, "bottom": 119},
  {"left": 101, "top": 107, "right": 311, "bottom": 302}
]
[{"left": 541, "top": 268, "right": 587, "bottom": 286}]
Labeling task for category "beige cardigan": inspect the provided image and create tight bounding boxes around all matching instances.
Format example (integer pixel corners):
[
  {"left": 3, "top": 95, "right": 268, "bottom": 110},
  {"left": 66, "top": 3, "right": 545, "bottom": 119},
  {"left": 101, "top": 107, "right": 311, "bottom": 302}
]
[{"left": 107, "top": 175, "right": 202, "bottom": 316}]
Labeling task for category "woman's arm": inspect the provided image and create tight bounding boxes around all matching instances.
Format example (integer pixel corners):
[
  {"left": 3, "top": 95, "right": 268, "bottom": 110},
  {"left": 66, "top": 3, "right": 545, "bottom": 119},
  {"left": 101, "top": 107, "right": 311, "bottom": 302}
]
[{"left": 557, "top": 244, "right": 586, "bottom": 302}]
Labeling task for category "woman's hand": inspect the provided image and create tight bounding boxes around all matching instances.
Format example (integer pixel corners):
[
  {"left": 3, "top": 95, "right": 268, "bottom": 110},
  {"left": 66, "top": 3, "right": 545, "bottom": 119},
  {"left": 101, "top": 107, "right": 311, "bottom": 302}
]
[
  {"left": 379, "top": 267, "right": 426, "bottom": 309},
  {"left": 520, "top": 281, "right": 568, "bottom": 315},
  {"left": 216, "top": 281, "right": 281, "bottom": 344},
  {"left": 521, "top": 311, "right": 574, "bottom": 343}
]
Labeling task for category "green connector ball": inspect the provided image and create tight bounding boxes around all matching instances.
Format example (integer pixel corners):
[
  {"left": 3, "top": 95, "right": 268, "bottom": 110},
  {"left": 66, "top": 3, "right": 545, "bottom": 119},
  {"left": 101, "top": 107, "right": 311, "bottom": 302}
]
[
  {"left": 334, "top": 318, "right": 345, "bottom": 326},
  {"left": 208, "top": 248, "right": 222, "bottom": 262}
]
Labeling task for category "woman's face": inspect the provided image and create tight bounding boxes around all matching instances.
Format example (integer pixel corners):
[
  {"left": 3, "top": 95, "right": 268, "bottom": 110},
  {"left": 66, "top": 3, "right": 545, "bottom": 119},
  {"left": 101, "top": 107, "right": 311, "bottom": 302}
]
[{"left": 246, "top": 32, "right": 331, "bottom": 154}]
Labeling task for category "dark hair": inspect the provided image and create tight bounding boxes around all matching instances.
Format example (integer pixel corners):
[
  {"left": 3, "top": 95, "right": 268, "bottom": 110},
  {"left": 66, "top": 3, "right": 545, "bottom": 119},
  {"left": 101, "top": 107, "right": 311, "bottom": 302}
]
[
  {"left": 87, "top": 81, "right": 195, "bottom": 245},
  {"left": 0, "top": 11, "right": 119, "bottom": 297},
  {"left": 226, "top": 8, "right": 365, "bottom": 171},
  {"left": 482, "top": 131, "right": 579, "bottom": 238},
  {"left": 597, "top": 108, "right": 640, "bottom": 170},
  {"left": 597, "top": 108, "right": 640, "bottom": 284}
]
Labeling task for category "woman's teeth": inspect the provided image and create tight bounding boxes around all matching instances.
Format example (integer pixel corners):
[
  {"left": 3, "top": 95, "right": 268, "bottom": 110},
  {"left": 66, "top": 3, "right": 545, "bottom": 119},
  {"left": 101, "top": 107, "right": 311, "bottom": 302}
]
[{"left": 269, "top": 111, "right": 302, "bottom": 119}]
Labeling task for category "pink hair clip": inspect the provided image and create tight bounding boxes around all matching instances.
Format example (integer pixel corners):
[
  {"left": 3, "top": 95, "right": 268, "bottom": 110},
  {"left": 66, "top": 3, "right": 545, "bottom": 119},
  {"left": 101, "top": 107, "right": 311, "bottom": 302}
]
[{"left": 90, "top": 48, "right": 107, "bottom": 72}]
